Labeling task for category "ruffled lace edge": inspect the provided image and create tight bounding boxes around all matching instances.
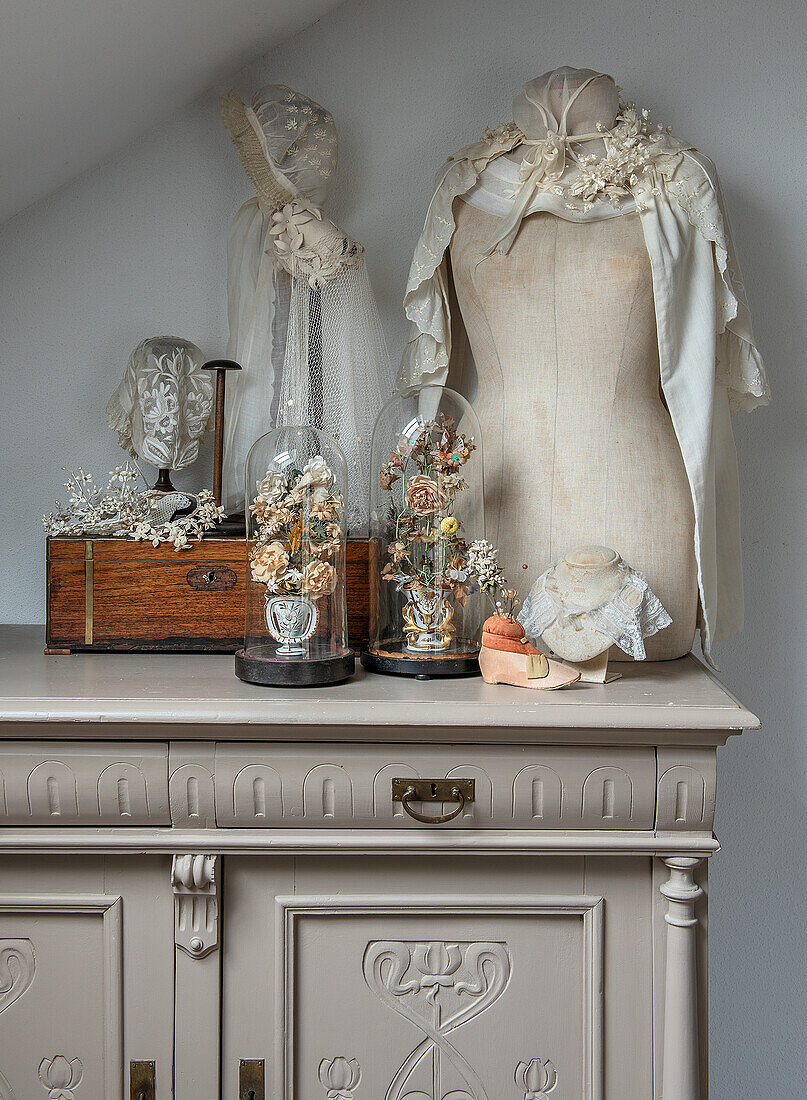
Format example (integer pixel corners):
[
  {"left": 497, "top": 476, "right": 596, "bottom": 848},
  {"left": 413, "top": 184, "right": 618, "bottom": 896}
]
[
  {"left": 105, "top": 390, "right": 137, "bottom": 459},
  {"left": 397, "top": 126, "right": 524, "bottom": 391}
]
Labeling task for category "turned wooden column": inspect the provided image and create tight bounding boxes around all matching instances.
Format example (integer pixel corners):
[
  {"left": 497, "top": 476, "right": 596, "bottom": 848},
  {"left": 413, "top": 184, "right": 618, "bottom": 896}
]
[{"left": 660, "top": 856, "right": 704, "bottom": 1100}]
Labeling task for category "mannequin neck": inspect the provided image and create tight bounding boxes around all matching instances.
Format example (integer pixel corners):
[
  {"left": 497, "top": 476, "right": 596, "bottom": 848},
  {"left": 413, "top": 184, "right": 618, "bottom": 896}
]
[{"left": 551, "top": 547, "right": 624, "bottom": 610}]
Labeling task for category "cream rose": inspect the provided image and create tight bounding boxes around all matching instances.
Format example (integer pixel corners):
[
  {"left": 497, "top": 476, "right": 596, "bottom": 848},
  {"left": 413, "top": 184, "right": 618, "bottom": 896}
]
[
  {"left": 302, "top": 560, "right": 337, "bottom": 599},
  {"left": 405, "top": 475, "right": 448, "bottom": 517},
  {"left": 297, "top": 456, "right": 333, "bottom": 490},
  {"left": 256, "top": 471, "right": 287, "bottom": 503},
  {"left": 251, "top": 541, "right": 289, "bottom": 585}
]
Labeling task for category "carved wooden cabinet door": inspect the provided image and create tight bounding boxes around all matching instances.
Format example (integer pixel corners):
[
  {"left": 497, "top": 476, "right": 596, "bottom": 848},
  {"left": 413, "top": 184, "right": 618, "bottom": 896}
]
[
  {"left": 221, "top": 854, "right": 654, "bottom": 1100},
  {"left": 0, "top": 856, "right": 175, "bottom": 1100}
]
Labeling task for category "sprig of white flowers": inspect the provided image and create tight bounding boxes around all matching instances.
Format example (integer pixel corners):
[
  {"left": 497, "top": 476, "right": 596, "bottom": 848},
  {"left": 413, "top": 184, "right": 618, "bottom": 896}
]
[
  {"left": 465, "top": 539, "right": 522, "bottom": 618},
  {"left": 43, "top": 464, "right": 226, "bottom": 551},
  {"left": 567, "top": 102, "right": 671, "bottom": 210}
]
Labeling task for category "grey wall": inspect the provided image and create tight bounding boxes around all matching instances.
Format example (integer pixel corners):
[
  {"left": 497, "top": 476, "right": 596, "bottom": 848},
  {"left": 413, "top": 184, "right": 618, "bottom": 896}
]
[{"left": 1, "top": 0, "right": 804, "bottom": 1091}]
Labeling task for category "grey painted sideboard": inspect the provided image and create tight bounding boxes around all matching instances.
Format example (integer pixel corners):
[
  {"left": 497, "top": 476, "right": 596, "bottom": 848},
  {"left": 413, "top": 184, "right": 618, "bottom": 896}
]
[{"left": 0, "top": 626, "right": 759, "bottom": 1100}]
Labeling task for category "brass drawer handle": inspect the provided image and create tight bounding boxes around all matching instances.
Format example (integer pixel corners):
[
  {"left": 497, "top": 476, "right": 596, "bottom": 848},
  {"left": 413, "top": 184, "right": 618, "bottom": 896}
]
[{"left": 392, "top": 778, "right": 475, "bottom": 825}]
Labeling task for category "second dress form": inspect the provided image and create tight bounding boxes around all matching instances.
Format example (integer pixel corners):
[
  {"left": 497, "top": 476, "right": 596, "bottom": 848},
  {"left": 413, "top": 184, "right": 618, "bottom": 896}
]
[{"left": 448, "top": 200, "right": 697, "bottom": 659}]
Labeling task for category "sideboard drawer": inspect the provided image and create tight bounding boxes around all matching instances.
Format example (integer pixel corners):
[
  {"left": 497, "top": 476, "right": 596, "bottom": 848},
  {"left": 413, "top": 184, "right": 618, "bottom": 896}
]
[
  {"left": 0, "top": 742, "right": 170, "bottom": 824},
  {"left": 211, "top": 743, "right": 657, "bottom": 829}
]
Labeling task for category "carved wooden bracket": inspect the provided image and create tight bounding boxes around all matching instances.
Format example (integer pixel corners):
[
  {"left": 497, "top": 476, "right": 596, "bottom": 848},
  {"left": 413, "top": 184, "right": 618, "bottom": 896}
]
[{"left": 171, "top": 854, "right": 218, "bottom": 958}]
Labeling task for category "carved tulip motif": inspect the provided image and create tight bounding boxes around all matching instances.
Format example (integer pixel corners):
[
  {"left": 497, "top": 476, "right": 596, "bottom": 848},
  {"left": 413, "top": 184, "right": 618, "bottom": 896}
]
[
  {"left": 38, "top": 1055, "right": 83, "bottom": 1099},
  {"left": 514, "top": 1058, "right": 557, "bottom": 1098},
  {"left": 413, "top": 941, "right": 463, "bottom": 990},
  {"left": 318, "top": 1056, "right": 361, "bottom": 1098}
]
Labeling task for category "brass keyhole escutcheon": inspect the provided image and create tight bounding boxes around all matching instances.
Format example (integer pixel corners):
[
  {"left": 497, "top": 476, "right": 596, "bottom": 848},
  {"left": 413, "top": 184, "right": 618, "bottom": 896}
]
[
  {"left": 239, "top": 1059, "right": 265, "bottom": 1100},
  {"left": 130, "top": 1061, "right": 155, "bottom": 1100}
]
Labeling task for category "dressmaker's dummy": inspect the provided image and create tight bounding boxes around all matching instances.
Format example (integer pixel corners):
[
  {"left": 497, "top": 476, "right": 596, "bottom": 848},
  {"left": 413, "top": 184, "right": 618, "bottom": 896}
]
[{"left": 399, "top": 67, "right": 770, "bottom": 662}]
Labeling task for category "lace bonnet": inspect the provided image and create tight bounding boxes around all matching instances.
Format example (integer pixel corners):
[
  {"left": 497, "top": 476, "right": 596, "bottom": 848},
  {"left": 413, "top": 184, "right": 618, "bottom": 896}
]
[
  {"left": 220, "top": 86, "right": 392, "bottom": 527},
  {"left": 106, "top": 337, "right": 214, "bottom": 471},
  {"left": 221, "top": 85, "right": 337, "bottom": 214}
]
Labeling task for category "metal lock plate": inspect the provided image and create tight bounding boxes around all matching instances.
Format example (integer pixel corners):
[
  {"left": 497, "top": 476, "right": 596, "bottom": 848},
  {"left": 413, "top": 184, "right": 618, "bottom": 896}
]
[
  {"left": 392, "top": 778, "right": 475, "bottom": 824},
  {"left": 392, "top": 778, "right": 475, "bottom": 804},
  {"left": 130, "top": 1061, "right": 155, "bottom": 1100},
  {"left": 239, "top": 1059, "right": 266, "bottom": 1100}
]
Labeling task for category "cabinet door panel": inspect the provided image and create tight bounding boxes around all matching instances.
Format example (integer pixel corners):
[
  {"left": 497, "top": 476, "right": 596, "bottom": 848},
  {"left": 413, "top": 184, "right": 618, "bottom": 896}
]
[
  {"left": 0, "top": 857, "right": 174, "bottom": 1100},
  {"left": 223, "top": 855, "right": 654, "bottom": 1100},
  {"left": 0, "top": 895, "right": 121, "bottom": 1099},
  {"left": 281, "top": 901, "right": 601, "bottom": 1100}
]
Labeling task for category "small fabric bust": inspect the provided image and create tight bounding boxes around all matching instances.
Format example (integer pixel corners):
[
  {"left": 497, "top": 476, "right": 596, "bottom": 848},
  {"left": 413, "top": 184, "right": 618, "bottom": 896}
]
[
  {"left": 107, "top": 337, "right": 214, "bottom": 471},
  {"left": 518, "top": 548, "right": 672, "bottom": 661}
]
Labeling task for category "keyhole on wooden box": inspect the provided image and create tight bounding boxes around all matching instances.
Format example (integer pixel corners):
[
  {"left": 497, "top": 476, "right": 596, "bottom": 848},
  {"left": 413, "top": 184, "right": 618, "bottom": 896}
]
[
  {"left": 431, "top": 783, "right": 438, "bottom": 796},
  {"left": 204, "top": 570, "right": 217, "bottom": 584}
]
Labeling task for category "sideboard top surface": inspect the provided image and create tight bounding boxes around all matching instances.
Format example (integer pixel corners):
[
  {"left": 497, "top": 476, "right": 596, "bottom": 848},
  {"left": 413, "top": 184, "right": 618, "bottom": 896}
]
[{"left": 0, "top": 626, "right": 759, "bottom": 741}]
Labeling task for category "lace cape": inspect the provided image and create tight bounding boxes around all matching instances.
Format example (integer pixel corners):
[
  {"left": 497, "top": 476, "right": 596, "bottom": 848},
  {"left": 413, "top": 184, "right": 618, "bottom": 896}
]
[
  {"left": 398, "top": 123, "right": 768, "bottom": 412},
  {"left": 397, "top": 115, "right": 770, "bottom": 659},
  {"left": 518, "top": 562, "right": 673, "bottom": 661},
  {"left": 221, "top": 87, "right": 391, "bottom": 523}
]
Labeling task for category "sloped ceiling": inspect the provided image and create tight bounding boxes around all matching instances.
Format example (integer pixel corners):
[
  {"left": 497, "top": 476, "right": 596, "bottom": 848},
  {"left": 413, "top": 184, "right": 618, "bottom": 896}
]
[{"left": 0, "top": 0, "right": 345, "bottom": 224}]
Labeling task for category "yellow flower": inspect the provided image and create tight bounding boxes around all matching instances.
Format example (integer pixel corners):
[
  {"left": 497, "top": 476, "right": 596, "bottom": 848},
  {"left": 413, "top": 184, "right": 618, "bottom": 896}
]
[{"left": 441, "top": 516, "right": 459, "bottom": 535}]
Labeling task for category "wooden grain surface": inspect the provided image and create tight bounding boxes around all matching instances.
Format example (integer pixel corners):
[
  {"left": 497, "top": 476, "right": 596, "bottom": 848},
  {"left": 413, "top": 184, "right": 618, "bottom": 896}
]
[{"left": 46, "top": 537, "right": 370, "bottom": 653}]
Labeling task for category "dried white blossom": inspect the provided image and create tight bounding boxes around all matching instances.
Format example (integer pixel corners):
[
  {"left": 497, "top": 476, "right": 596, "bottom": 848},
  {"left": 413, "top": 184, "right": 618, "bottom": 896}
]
[{"left": 43, "top": 465, "right": 226, "bottom": 551}]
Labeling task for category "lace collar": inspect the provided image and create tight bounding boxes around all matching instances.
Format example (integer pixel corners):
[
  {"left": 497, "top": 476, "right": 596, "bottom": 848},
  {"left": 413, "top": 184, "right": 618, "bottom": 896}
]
[{"left": 518, "top": 558, "right": 672, "bottom": 661}]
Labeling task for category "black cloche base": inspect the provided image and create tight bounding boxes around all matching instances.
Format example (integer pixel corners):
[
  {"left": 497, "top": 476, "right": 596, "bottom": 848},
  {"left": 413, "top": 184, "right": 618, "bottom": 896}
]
[
  {"left": 235, "top": 648, "right": 355, "bottom": 687},
  {"left": 360, "top": 649, "right": 480, "bottom": 680}
]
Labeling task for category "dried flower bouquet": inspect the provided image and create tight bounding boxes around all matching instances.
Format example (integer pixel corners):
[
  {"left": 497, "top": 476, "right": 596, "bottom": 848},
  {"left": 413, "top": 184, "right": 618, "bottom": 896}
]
[
  {"left": 249, "top": 456, "right": 343, "bottom": 602},
  {"left": 42, "top": 463, "right": 225, "bottom": 550},
  {"left": 378, "top": 414, "right": 476, "bottom": 604}
]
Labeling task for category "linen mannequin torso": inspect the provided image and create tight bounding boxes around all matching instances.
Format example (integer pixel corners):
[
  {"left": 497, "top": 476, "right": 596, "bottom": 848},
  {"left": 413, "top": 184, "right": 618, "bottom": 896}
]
[
  {"left": 399, "top": 66, "right": 769, "bottom": 661},
  {"left": 449, "top": 193, "right": 698, "bottom": 660}
]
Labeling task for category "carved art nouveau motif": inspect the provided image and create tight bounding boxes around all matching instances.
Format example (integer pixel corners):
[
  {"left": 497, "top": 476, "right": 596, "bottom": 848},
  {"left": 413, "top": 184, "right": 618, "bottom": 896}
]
[
  {"left": 38, "top": 1055, "right": 83, "bottom": 1099},
  {"left": 363, "top": 940, "right": 511, "bottom": 1100},
  {"left": 319, "top": 1056, "right": 362, "bottom": 1098},
  {"left": 0, "top": 940, "right": 35, "bottom": 1017},
  {"left": 514, "top": 1058, "right": 557, "bottom": 1098},
  {"left": 0, "top": 939, "right": 36, "bottom": 1100}
]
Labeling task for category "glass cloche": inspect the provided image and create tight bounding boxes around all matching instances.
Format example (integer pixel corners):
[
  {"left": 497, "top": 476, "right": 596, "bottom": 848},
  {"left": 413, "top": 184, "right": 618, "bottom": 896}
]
[
  {"left": 362, "top": 386, "right": 485, "bottom": 677},
  {"left": 235, "top": 425, "right": 354, "bottom": 686}
]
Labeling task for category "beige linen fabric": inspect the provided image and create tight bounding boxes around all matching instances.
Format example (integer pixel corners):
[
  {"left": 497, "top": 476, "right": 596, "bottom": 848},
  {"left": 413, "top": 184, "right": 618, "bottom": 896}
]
[{"left": 450, "top": 202, "right": 697, "bottom": 659}]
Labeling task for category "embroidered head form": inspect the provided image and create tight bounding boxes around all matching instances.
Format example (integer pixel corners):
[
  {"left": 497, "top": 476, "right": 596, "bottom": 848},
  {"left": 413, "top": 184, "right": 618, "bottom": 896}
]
[{"left": 106, "top": 337, "right": 214, "bottom": 472}]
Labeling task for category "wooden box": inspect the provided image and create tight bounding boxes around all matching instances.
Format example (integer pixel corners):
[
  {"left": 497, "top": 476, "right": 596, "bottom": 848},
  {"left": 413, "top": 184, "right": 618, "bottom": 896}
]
[{"left": 46, "top": 536, "right": 370, "bottom": 654}]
